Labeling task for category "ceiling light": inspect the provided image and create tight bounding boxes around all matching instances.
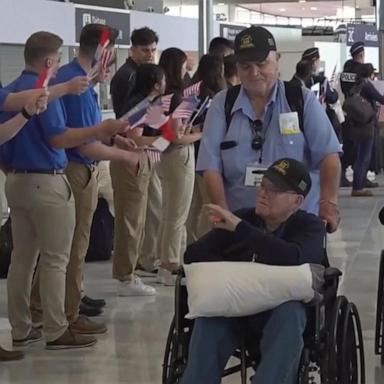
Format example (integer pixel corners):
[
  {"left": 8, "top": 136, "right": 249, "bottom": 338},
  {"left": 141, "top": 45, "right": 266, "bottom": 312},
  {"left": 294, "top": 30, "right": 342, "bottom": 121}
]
[
  {"left": 279, "top": 8, "right": 286, "bottom": 12},
  {"left": 310, "top": 6, "right": 318, "bottom": 10},
  {"left": 299, "top": 0, "right": 306, "bottom": 2},
  {"left": 301, "top": 7, "right": 306, "bottom": 10}
]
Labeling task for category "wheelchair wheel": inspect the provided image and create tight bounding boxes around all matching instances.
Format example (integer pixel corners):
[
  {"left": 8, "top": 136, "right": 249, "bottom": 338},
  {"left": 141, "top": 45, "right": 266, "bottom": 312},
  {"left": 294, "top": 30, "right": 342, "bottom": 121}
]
[
  {"left": 328, "top": 295, "right": 349, "bottom": 383},
  {"left": 374, "top": 250, "right": 384, "bottom": 364},
  {"left": 162, "top": 316, "right": 192, "bottom": 384},
  {"left": 163, "top": 317, "right": 183, "bottom": 384},
  {"left": 341, "top": 303, "right": 365, "bottom": 384}
]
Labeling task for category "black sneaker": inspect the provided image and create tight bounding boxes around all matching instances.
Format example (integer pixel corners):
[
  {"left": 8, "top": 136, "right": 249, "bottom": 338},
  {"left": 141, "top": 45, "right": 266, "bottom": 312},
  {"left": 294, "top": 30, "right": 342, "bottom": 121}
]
[
  {"left": 364, "top": 179, "right": 379, "bottom": 188},
  {"left": 340, "top": 176, "right": 352, "bottom": 187},
  {"left": 79, "top": 302, "right": 103, "bottom": 317},
  {"left": 81, "top": 295, "right": 106, "bottom": 309}
]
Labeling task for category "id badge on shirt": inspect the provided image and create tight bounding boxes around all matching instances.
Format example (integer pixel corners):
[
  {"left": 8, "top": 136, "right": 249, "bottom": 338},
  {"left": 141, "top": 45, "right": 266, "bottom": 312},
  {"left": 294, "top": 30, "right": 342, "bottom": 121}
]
[
  {"left": 279, "top": 112, "right": 300, "bottom": 135},
  {"left": 245, "top": 165, "right": 267, "bottom": 187}
]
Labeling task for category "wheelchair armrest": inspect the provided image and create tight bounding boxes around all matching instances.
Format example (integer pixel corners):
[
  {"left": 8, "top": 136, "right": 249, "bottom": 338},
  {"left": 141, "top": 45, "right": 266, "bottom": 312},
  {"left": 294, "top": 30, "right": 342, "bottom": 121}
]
[{"left": 324, "top": 267, "right": 342, "bottom": 281}]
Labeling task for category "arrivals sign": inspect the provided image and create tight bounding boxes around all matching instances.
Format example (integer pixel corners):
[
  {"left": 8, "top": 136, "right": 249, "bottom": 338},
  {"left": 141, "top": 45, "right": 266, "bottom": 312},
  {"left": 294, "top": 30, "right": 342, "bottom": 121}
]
[
  {"left": 75, "top": 7, "right": 130, "bottom": 46},
  {"left": 346, "top": 24, "right": 379, "bottom": 48}
]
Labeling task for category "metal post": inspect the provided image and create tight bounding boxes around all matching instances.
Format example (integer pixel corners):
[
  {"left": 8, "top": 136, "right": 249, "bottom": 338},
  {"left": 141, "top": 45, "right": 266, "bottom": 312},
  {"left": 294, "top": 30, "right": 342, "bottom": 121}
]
[{"left": 198, "top": 0, "right": 214, "bottom": 57}]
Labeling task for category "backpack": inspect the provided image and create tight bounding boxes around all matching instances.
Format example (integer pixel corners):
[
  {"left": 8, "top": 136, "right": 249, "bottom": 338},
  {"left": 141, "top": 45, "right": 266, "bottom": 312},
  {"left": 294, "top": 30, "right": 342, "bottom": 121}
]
[
  {"left": 85, "top": 198, "right": 114, "bottom": 262},
  {"left": 0, "top": 218, "right": 12, "bottom": 278},
  {"left": 224, "top": 81, "right": 304, "bottom": 133},
  {"left": 342, "top": 84, "right": 376, "bottom": 125}
]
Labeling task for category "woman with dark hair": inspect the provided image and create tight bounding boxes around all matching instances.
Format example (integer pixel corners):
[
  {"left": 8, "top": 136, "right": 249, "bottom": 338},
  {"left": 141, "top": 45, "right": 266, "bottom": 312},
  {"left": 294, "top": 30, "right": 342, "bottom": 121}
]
[
  {"left": 186, "top": 54, "right": 227, "bottom": 243},
  {"left": 348, "top": 63, "right": 384, "bottom": 196},
  {"left": 224, "top": 54, "right": 240, "bottom": 87},
  {"left": 194, "top": 54, "right": 227, "bottom": 99},
  {"left": 110, "top": 64, "right": 166, "bottom": 297},
  {"left": 157, "top": 48, "right": 202, "bottom": 284}
]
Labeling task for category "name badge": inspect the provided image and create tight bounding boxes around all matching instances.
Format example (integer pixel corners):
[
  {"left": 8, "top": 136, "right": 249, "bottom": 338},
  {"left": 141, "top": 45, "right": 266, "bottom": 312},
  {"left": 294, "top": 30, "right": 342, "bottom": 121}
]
[
  {"left": 279, "top": 112, "right": 300, "bottom": 135},
  {"left": 245, "top": 165, "right": 267, "bottom": 187}
]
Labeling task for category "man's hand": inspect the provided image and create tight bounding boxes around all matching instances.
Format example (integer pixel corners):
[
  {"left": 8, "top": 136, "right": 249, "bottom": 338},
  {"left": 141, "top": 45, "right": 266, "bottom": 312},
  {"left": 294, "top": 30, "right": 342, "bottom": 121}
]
[
  {"left": 67, "top": 76, "right": 89, "bottom": 95},
  {"left": 24, "top": 89, "right": 49, "bottom": 115},
  {"left": 319, "top": 200, "right": 340, "bottom": 233},
  {"left": 96, "top": 119, "right": 129, "bottom": 142},
  {"left": 115, "top": 135, "right": 145, "bottom": 152},
  {"left": 205, "top": 204, "right": 242, "bottom": 232}
]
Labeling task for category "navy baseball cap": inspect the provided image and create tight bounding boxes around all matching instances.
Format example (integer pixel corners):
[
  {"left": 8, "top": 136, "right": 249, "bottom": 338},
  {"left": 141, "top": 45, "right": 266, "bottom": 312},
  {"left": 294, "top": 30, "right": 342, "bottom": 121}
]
[
  {"left": 264, "top": 158, "right": 312, "bottom": 197},
  {"left": 234, "top": 26, "right": 277, "bottom": 63}
]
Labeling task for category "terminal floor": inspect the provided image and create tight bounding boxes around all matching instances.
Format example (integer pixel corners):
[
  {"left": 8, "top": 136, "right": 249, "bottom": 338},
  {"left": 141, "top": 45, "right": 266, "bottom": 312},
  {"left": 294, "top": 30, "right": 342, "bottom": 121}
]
[{"left": 1, "top": 182, "right": 384, "bottom": 383}]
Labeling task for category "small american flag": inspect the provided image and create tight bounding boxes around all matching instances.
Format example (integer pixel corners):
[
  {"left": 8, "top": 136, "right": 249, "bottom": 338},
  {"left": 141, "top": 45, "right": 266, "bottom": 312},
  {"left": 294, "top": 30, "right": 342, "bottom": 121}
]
[
  {"left": 120, "top": 98, "right": 151, "bottom": 127},
  {"left": 145, "top": 148, "right": 161, "bottom": 163},
  {"left": 329, "top": 64, "right": 337, "bottom": 86},
  {"left": 94, "top": 28, "right": 110, "bottom": 62},
  {"left": 183, "top": 81, "right": 202, "bottom": 97},
  {"left": 172, "top": 96, "right": 199, "bottom": 120},
  {"left": 160, "top": 93, "right": 173, "bottom": 113},
  {"left": 35, "top": 67, "right": 54, "bottom": 89},
  {"left": 144, "top": 104, "right": 169, "bottom": 129}
]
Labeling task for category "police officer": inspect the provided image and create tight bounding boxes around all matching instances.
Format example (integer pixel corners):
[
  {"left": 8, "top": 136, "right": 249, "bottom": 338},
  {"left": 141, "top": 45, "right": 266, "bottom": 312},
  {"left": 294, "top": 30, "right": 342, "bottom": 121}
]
[
  {"left": 197, "top": 26, "right": 341, "bottom": 233},
  {"left": 302, "top": 47, "right": 338, "bottom": 105},
  {"left": 339, "top": 42, "right": 378, "bottom": 188}
]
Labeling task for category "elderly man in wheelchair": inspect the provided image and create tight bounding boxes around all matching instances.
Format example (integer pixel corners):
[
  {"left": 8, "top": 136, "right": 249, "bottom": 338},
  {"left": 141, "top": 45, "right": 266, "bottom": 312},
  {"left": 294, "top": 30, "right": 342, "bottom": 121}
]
[{"left": 167, "top": 158, "right": 365, "bottom": 384}]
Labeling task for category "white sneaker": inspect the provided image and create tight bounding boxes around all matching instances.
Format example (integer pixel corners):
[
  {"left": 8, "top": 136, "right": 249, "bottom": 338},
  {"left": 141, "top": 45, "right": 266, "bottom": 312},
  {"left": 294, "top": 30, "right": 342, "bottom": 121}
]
[
  {"left": 118, "top": 276, "right": 156, "bottom": 297},
  {"left": 157, "top": 267, "right": 177, "bottom": 286}
]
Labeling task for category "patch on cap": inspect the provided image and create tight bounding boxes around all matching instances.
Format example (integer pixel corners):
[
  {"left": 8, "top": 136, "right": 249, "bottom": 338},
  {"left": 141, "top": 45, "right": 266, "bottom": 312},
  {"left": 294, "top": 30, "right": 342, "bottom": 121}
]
[
  {"left": 273, "top": 159, "right": 290, "bottom": 175},
  {"left": 298, "top": 180, "right": 307, "bottom": 192},
  {"left": 240, "top": 34, "right": 255, "bottom": 49}
]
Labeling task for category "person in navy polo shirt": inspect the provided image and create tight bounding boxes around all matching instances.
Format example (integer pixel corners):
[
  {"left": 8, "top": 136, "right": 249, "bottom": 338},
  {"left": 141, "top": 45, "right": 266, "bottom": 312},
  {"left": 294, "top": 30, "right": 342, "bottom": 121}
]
[
  {"left": 0, "top": 31, "right": 131, "bottom": 351},
  {"left": 31, "top": 24, "right": 141, "bottom": 337}
]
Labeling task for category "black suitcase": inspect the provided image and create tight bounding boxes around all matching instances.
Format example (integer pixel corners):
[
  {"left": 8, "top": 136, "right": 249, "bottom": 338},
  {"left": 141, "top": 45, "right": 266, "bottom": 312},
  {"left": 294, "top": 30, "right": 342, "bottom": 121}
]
[
  {"left": 85, "top": 198, "right": 114, "bottom": 262},
  {"left": 0, "top": 218, "right": 12, "bottom": 278}
]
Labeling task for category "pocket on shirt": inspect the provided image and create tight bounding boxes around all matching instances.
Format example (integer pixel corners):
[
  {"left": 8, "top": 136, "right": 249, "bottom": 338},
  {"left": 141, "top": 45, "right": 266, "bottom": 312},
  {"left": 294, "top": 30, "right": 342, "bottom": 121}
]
[
  {"left": 278, "top": 133, "right": 305, "bottom": 160},
  {"left": 221, "top": 146, "right": 243, "bottom": 183}
]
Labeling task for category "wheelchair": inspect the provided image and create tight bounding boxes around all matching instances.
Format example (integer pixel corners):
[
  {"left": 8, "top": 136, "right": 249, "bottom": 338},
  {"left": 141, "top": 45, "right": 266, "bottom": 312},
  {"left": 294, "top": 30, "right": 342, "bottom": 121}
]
[
  {"left": 163, "top": 265, "right": 365, "bottom": 384},
  {"left": 375, "top": 250, "right": 384, "bottom": 364}
]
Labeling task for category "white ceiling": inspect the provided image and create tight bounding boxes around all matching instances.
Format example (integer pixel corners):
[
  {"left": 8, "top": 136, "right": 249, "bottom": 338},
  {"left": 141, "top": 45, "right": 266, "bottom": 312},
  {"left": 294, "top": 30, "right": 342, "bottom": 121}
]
[{"left": 164, "top": 0, "right": 375, "bottom": 19}]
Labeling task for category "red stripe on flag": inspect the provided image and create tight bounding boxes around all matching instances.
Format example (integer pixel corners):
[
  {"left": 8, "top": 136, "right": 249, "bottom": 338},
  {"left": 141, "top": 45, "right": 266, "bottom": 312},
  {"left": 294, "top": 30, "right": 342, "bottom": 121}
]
[{"left": 160, "top": 119, "right": 176, "bottom": 142}]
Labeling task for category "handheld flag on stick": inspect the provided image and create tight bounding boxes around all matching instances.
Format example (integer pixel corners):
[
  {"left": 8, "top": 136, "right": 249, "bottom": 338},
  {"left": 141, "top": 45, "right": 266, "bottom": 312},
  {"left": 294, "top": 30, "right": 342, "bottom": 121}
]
[
  {"left": 35, "top": 67, "right": 54, "bottom": 89},
  {"left": 172, "top": 96, "right": 199, "bottom": 120},
  {"left": 88, "top": 27, "right": 111, "bottom": 80},
  {"left": 183, "top": 81, "right": 202, "bottom": 97}
]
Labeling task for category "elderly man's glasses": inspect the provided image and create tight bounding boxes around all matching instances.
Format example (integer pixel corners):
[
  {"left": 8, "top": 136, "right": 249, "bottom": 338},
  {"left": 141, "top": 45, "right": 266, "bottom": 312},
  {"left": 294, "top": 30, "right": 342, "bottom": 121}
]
[
  {"left": 258, "top": 181, "right": 298, "bottom": 199},
  {"left": 250, "top": 120, "right": 264, "bottom": 151}
]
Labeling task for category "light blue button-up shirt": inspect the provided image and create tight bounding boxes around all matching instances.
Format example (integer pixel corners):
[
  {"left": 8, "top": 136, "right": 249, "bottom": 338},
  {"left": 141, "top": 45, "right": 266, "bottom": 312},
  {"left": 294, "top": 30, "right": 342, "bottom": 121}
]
[{"left": 196, "top": 80, "right": 341, "bottom": 214}]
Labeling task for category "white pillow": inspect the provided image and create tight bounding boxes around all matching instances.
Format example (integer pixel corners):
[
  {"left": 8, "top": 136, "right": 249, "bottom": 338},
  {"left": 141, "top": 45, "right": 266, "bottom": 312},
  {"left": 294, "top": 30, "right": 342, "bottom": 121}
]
[{"left": 184, "top": 262, "right": 318, "bottom": 319}]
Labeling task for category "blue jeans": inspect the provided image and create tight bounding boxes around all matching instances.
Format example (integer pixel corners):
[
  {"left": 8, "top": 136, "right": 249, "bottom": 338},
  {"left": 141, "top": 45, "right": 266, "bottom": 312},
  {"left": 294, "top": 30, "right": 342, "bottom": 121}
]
[
  {"left": 353, "top": 138, "right": 374, "bottom": 190},
  {"left": 180, "top": 301, "right": 306, "bottom": 384}
]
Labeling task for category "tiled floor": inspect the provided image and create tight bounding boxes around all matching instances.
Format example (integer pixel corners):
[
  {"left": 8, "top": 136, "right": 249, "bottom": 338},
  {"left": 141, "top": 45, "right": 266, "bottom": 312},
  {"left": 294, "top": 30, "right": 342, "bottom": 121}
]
[{"left": 1, "top": 183, "right": 384, "bottom": 383}]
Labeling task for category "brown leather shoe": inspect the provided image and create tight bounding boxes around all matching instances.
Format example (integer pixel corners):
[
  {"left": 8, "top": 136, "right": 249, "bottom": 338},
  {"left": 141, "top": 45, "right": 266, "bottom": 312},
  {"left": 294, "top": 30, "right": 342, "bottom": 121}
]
[
  {"left": 13, "top": 328, "right": 43, "bottom": 347},
  {"left": 0, "top": 346, "right": 24, "bottom": 361},
  {"left": 70, "top": 314, "right": 107, "bottom": 335},
  {"left": 351, "top": 189, "right": 373, "bottom": 197},
  {"left": 46, "top": 327, "right": 97, "bottom": 350}
]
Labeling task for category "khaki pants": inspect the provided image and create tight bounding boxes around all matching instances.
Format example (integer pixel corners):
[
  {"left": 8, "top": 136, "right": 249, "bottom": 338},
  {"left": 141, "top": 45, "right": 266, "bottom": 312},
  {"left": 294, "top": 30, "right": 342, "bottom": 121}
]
[
  {"left": 138, "top": 168, "right": 162, "bottom": 271},
  {"left": 110, "top": 155, "right": 152, "bottom": 280},
  {"left": 158, "top": 146, "right": 195, "bottom": 265},
  {"left": 65, "top": 162, "right": 99, "bottom": 322},
  {"left": 6, "top": 173, "right": 75, "bottom": 342},
  {"left": 186, "top": 173, "right": 211, "bottom": 245}
]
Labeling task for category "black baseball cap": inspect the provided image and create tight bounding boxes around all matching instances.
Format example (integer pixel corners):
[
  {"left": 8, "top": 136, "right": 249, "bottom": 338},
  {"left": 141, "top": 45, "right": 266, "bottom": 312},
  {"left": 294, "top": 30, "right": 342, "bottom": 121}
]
[
  {"left": 350, "top": 41, "right": 364, "bottom": 57},
  {"left": 264, "top": 158, "right": 312, "bottom": 197},
  {"left": 234, "top": 26, "right": 277, "bottom": 63},
  {"left": 302, "top": 47, "right": 320, "bottom": 61}
]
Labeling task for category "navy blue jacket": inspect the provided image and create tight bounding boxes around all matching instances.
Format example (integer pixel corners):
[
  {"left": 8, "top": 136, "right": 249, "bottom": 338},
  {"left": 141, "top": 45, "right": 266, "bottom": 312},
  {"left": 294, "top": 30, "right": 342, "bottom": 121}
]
[{"left": 184, "top": 209, "right": 326, "bottom": 267}]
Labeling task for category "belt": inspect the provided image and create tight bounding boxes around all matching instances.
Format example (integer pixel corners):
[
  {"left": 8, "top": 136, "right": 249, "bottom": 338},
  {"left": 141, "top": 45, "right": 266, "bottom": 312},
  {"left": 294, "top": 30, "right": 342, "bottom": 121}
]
[{"left": 11, "top": 169, "right": 65, "bottom": 175}]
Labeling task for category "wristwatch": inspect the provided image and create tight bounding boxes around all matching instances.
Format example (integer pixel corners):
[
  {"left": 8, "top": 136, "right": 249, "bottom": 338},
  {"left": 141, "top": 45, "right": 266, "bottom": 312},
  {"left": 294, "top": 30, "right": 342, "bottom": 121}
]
[{"left": 21, "top": 107, "right": 34, "bottom": 120}]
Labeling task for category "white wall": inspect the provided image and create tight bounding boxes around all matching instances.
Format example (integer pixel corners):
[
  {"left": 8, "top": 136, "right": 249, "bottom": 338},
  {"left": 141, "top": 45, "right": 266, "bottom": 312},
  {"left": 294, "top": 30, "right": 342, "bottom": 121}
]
[
  {"left": 0, "top": 0, "right": 76, "bottom": 46},
  {"left": 130, "top": 11, "right": 199, "bottom": 51}
]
